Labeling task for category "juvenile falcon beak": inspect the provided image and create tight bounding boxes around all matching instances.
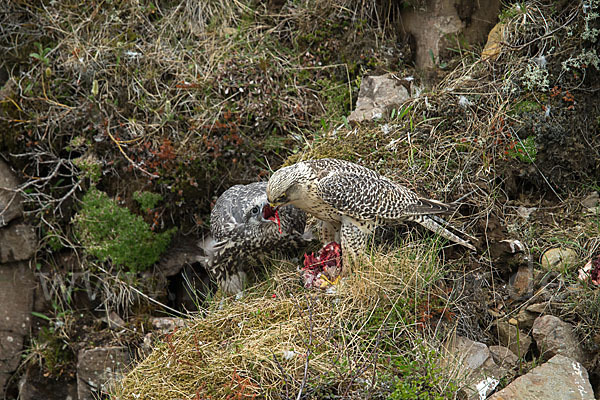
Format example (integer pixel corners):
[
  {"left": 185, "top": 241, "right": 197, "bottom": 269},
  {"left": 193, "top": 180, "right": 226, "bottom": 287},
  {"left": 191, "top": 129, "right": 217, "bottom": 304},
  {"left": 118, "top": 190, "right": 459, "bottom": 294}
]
[
  {"left": 261, "top": 203, "right": 278, "bottom": 222},
  {"left": 262, "top": 203, "right": 282, "bottom": 234}
]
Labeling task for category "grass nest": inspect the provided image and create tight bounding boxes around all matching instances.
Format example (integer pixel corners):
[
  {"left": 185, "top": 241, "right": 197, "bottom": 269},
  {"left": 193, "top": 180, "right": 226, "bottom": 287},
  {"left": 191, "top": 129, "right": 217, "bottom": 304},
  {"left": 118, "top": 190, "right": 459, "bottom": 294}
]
[{"left": 116, "top": 240, "right": 464, "bottom": 399}]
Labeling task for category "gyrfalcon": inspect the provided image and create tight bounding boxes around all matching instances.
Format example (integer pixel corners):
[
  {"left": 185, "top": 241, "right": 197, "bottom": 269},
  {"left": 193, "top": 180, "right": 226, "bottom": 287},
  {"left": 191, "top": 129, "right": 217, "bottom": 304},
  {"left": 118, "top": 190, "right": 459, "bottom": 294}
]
[
  {"left": 199, "top": 181, "right": 308, "bottom": 294},
  {"left": 266, "top": 158, "right": 476, "bottom": 261}
]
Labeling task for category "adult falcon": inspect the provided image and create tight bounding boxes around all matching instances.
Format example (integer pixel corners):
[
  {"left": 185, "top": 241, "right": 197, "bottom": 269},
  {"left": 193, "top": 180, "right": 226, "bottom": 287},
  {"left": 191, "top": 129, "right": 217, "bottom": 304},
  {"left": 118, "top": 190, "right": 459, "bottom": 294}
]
[
  {"left": 266, "top": 158, "right": 476, "bottom": 261},
  {"left": 199, "top": 181, "right": 309, "bottom": 295}
]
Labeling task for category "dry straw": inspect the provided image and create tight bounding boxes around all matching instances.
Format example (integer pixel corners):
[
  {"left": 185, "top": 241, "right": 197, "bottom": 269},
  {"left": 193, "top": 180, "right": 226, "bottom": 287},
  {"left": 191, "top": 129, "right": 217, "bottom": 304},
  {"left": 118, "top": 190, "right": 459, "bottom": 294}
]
[{"left": 116, "top": 240, "right": 456, "bottom": 399}]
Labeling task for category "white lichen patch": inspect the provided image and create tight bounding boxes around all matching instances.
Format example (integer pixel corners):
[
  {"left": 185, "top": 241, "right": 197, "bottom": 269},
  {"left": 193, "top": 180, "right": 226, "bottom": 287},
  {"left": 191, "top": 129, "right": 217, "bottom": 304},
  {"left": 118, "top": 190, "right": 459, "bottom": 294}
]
[
  {"left": 571, "top": 360, "right": 591, "bottom": 398},
  {"left": 476, "top": 376, "right": 499, "bottom": 400}
]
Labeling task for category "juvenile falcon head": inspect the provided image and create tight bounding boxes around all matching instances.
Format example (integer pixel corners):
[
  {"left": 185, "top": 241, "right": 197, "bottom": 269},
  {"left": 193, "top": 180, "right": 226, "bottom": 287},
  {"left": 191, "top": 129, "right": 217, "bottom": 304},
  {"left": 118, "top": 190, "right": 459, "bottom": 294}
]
[{"left": 200, "top": 181, "right": 309, "bottom": 295}]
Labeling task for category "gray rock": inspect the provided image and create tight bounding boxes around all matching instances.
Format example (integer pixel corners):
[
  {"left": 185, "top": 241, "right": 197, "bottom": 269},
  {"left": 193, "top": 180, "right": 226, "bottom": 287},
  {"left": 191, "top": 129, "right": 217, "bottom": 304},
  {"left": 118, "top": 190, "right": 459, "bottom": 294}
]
[
  {"left": 0, "top": 223, "right": 37, "bottom": 263},
  {"left": 532, "top": 315, "right": 586, "bottom": 364},
  {"left": 77, "top": 346, "right": 131, "bottom": 400},
  {"left": 151, "top": 317, "right": 185, "bottom": 334},
  {"left": 515, "top": 307, "right": 538, "bottom": 331},
  {"left": 347, "top": 74, "right": 410, "bottom": 123},
  {"left": 495, "top": 320, "right": 532, "bottom": 358},
  {"left": 0, "top": 262, "right": 36, "bottom": 335},
  {"left": 541, "top": 248, "right": 579, "bottom": 272},
  {"left": 0, "top": 262, "right": 35, "bottom": 392},
  {"left": 489, "top": 345, "right": 519, "bottom": 370},
  {"left": 18, "top": 366, "right": 78, "bottom": 400},
  {"left": 103, "top": 311, "right": 126, "bottom": 330},
  {"left": 489, "top": 354, "right": 594, "bottom": 400},
  {"left": 444, "top": 335, "right": 505, "bottom": 399},
  {"left": 526, "top": 302, "right": 548, "bottom": 314},
  {"left": 581, "top": 191, "right": 599, "bottom": 213},
  {"left": 0, "top": 160, "right": 22, "bottom": 227},
  {"left": 0, "top": 332, "right": 24, "bottom": 376}
]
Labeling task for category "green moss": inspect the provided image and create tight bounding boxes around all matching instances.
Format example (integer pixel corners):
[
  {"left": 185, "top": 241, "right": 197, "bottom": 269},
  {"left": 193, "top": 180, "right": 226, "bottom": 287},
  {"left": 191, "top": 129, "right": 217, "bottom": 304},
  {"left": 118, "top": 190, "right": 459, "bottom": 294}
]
[
  {"left": 507, "top": 135, "right": 537, "bottom": 163},
  {"left": 133, "top": 190, "right": 163, "bottom": 211},
  {"left": 73, "top": 188, "right": 175, "bottom": 272},
  {"left": 389, "top": 345, "right": 458, "bottom": 400},
  {"left": 511, "top": 100, "right": 542, "bottom": 114}
]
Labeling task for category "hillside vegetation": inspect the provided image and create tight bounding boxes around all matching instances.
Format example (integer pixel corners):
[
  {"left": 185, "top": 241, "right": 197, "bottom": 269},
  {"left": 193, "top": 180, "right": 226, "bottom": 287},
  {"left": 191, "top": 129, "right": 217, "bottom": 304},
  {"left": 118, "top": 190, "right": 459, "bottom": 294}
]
[{"left": 1, "top": 0, "right": 599, "bottom": 399}]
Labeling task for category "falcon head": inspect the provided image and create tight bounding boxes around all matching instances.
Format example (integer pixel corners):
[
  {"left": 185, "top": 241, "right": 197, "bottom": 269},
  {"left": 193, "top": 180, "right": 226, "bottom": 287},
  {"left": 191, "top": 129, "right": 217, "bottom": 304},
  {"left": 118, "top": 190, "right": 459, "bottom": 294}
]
[{"left": 267, "top": 162, "right": 313, "bottom": 207}]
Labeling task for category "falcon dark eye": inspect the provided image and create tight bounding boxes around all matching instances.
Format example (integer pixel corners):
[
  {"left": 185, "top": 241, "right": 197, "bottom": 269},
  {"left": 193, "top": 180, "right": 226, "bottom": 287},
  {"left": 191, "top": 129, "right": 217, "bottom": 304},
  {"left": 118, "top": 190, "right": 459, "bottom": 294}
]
[{"left": 250, "top": 205, "right": 260, "bottom": 214}]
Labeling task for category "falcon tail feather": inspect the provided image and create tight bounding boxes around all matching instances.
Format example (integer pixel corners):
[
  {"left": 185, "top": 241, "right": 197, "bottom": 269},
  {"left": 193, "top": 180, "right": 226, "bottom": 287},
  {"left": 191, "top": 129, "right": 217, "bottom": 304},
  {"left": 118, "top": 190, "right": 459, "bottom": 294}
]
[
  {"left": 410, "top": 215, "right": 476, "bottom": 251},
  {"left": 404, "top": 198, "right": 456, "bottom": 216}
]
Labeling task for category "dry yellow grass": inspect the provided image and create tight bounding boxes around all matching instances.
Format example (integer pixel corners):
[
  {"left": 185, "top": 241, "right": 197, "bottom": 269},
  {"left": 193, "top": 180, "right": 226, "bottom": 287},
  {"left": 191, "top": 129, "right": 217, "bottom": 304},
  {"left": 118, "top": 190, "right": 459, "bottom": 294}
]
[{"left": 116, "top": 238, "right": 460, "bottom": 399}]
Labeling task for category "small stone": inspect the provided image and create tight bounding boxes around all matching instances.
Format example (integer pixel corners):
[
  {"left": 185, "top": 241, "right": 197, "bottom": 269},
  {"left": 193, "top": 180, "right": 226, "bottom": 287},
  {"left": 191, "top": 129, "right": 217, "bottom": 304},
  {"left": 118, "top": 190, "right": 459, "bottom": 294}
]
[
  {"left": 348, "top": 74, "right": 410, "bottom": 124},
  {"left": 0, "top": 223, "right": 37, "bottom": 263},
  {"left": 526, "top": 303, "right": 547, "bottom": 314},
  {"left": 104, "top": 311, "right": 126, "bottom": 330},
  {"left": 532, "top": 315, "right": 586, "bottom": 364},
  {"left": 488, "top": 355, "right": 593, "bottom": 400},
  {"left": 150, "top": 317, "right": 185, "bottom": 334},
  {"left": 496, "top": 320, "right": 532, "bottom": 358},
  {"left": 489, "top": 345, "right": 519, "bottom": 369},
  {"left": 0, "top": 160, "right": 23, "bottom": 227},
  {"left": 509, "top": 264, "right": 533, "bottom": 299},
  {"left": 77, "top": 346, "right": 130, "bottom": 400},
  {"left": 541, "top": 248, "right": 579, "bottom": 272},
  {"left": 581, "top": 192, "right": 599, "bottom": 213},
  {"left": 515, "top": 308, "right": 538, "bottom": 331}
]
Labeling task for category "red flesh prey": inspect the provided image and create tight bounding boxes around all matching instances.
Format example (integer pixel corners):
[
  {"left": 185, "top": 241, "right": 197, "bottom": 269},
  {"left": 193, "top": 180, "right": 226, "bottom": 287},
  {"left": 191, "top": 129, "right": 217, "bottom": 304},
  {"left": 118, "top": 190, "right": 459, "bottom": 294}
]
[{"left": 274, "top": 208, "right": 282, "bottom": 234}]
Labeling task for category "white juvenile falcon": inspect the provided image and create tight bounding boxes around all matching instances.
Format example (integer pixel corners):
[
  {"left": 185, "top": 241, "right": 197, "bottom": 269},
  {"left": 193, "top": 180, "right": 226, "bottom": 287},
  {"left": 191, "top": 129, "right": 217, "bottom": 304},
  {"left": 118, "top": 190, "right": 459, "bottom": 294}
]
[
  {"left": 199, "top": 182, "right": 308, "bottom": 295},
  {"left": 266, "top": 158, "right": 476, "bottom": 260}
]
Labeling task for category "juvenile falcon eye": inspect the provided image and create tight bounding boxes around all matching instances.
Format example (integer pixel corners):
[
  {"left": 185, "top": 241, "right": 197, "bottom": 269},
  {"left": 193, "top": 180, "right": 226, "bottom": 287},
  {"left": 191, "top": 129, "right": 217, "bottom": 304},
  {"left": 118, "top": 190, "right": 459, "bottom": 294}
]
[{"left": 250, "top": 205, "right": 260, "bottom": 214}]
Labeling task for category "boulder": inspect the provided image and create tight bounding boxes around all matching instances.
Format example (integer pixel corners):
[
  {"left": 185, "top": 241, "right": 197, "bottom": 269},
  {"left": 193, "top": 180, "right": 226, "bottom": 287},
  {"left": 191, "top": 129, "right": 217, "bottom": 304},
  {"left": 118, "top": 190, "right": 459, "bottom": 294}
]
[
  {"left": 0, "top": 159, "right": 22, "bottom": 227},
  {"left": 347, "top": 74, "right": 410, "bottom": 124},
  {"left": 495, "top": 320, "right": 532, "bottom": 358},
  {"left": 532, "top": 315, "right": 586, "bottom": 364},
  {"left": 489, "top": 354, "right": 594, "bottom": 400},
  {"left": 0, "top": 222, "right": 37, "bottom": 263},
  {"left": 541, "top": 247, "right": 579, "bottom": 272},
  {"left": 399, "top": 0, "right": 500, "bottom": 68},
  {"left": 444, "top": 335, "right": 505, "bottom": 399},
  {"left": 77, "top": 346, "right": 131, "bottom": 400},
  {"left": 0, "top": 262, "right": 35, "bottom": 392}
]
